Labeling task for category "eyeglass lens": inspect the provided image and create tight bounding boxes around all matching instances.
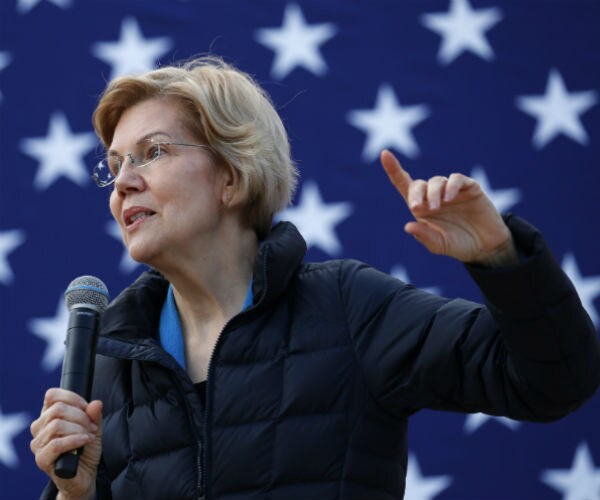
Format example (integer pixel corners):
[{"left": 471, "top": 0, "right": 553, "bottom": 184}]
[{"left": 93, "top": 142, "right": 162, "bottom": 187}]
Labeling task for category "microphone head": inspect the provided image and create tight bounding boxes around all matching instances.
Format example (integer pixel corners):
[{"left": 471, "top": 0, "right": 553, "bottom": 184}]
[{"left": 65, "top": 275, "right": 110, "bottom": 313}]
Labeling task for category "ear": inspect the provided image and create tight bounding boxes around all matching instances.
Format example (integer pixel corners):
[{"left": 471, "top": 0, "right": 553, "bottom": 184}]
[{"left": 220, "top": 162, "right": 246, "bottom": 208}]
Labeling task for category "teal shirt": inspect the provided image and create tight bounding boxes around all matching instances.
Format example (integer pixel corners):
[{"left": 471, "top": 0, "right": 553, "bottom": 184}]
[{"left": 159, "top": 279, "right": 254, "bottom": 369}]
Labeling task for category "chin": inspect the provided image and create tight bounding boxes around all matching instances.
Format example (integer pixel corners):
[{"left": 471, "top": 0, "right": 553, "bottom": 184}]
[{"left": 126, "top": 244, "right": 159, "bottom": 267}]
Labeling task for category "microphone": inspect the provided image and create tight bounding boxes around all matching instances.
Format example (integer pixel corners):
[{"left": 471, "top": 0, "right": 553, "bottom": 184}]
[{"left": 54, "top": 275, "right": 110, "bottom": 479}]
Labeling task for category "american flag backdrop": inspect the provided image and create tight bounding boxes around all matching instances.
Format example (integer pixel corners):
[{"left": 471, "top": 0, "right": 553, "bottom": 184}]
[{"left": 1, "top": 0, "right": 599, "bottom": 498}]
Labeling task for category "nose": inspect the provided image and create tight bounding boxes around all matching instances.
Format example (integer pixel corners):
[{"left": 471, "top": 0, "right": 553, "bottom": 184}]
[{"left": 114, "top": 155, "right": 145, "bottom": 193}]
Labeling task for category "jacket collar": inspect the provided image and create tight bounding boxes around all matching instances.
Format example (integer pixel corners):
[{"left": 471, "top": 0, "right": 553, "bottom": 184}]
[
  {"left": 99, "top": 269, "right": 167, "bottom": 341},
  {"left": 251, "top": 221, "right": 306, "bottom": 310},
  {"left": 100, "top": 221, "right": 306, "bottom": 341}
]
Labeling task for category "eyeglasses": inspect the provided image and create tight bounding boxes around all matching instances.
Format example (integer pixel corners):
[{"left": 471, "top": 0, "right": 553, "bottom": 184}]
[{"left": 92, "top": 141, "right": 211, "bottom": 188}]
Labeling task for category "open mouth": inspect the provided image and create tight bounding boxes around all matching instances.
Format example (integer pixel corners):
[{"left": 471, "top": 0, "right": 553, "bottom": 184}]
[{"left": 124, "top": 209, "right": 156, "bottom": 227}]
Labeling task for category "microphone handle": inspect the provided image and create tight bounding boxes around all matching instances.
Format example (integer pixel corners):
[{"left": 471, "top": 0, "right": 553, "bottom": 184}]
[{"left": 54, "top": 308, "right": 100, "bottom": 479}]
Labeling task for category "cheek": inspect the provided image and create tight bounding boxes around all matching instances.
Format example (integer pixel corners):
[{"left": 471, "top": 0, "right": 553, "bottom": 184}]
[
  {"left": 180, "top": 174, "right": 222, "bottom": 212},
  {"left": 109, "top": 191, "right": 121, "bottom": 222}
]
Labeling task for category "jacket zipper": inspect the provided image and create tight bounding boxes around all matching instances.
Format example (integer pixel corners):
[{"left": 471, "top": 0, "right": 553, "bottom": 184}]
[
  {"left": 201, "top": 313, "right": 247, "bottom": 499},
  {"left": 201, "top": 327, "right": 221, "bottom": 500},
  {"left": 201, "top": 248, "right": 270, "bottom": 499},
  {"left": 164, "top": 363, "right": 205, "bottom": 500},
  {"left": 196, "top": 441, "right": 204, "bottom": 500}
]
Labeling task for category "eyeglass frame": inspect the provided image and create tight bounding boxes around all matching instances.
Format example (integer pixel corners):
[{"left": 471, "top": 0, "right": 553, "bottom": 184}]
[{"left": 92, "top": 141, "right": 212, "bottom": 188}]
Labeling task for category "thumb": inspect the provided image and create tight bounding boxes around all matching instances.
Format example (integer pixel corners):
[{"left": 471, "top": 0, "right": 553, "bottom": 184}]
[
  {"left": 405, "top": 221, "right": 445, "bottom": 255},
  {"left": 86, "top": 400, "right": 103, "bottom": 429}
]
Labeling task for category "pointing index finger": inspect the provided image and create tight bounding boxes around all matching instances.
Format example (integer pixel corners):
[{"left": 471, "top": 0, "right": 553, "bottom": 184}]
[{"left": 380, "top": 149, "right": 412, "bottom": 202}]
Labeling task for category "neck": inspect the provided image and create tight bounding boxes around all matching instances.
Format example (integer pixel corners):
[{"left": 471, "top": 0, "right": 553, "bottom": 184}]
[{"left": 161, "top": 223, "right": 258, "bottom": 336}]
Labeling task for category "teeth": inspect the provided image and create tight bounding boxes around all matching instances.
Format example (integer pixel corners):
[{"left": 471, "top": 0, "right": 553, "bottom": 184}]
[{"left": 130, "top": 212, "right": 150, "bottom": 224}]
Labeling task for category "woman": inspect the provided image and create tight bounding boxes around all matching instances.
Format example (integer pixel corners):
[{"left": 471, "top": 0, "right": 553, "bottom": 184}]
[{"left": 30, "top": 56, "right": 600, "bottom": 500}]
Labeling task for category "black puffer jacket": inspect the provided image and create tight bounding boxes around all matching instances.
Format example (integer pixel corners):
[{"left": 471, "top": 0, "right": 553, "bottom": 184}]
[{"left": 43, "top": 216, "right": 600, "bottom": 499}]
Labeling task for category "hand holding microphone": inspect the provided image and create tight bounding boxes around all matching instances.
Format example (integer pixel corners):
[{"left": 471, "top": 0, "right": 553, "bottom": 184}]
[{"left": 30, "top": 276, "right": 109, "bottom": 498}]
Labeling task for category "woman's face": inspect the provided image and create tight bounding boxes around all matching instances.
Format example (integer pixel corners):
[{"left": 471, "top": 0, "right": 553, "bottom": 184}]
[{"left": 109, "top": 97, "right": 228, "bottom": 269}]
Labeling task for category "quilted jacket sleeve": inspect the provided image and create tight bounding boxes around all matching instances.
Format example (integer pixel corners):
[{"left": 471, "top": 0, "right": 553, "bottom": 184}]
[{"left": 341, "top": 214, "right": 600, "bottom": 421}]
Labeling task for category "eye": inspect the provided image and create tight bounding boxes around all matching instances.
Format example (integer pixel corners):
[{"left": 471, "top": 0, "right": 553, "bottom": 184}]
[
  {"left": 144, "top": 143, "right": 165, "bottom": 163},
  {"left": 107, "top": 156, "right": 121, "bottom": 177}
]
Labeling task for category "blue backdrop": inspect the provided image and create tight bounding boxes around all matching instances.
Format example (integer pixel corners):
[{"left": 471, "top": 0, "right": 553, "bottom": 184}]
[{"left": 1, "top": 1, "right": 599, "bottom": 499}]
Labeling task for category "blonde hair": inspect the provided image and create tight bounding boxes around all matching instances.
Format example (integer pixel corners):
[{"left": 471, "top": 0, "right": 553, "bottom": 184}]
[{"left": 93, "top": 55, "right": 298, "bottom": 238}]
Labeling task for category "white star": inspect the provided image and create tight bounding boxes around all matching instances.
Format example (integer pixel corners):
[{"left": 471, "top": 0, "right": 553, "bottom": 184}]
[
  {"left": 16, "top": 0, "right": 71, "bottom": 14},
  {"left": 347, "top": 84, "right": 430, "bottom": 161},
  {"left": 0, "top": 408, "right": 30, "bottom": 468},
  {"left": 0, "top": 230, "right": 26, "bottom": 285},
  {"left": 463, "top": 412, "right": 521, "bottom": 433},
  {"left": 391, "top": 265, "right": 442, "bottom": 295},
  {"left": 255, "top": 3, "right": 337, "bottom": 79},
  {"left": 0, "top": 51, "right": 12, "bottom": 102},
  {"left": 562, "top": 253, "right": 600, "bottom": 328},
  {"left": 29, "top": 297, "right": 68, "bottom": 371},
  {"left": 91, "top": 17, "right": 173, "bottom": 79},
  {"left": 405, "top": 453, "right": 452, "bottom": 500},
  {"left": 516, "top": 69, "right": 598, "bottom": 149},
  {"left": 0, "top": 52, "right": 10, "bottom": 72},
  {"left": 278, "top": 180, "right": 352, "bottom": 256},
  {"left": 421, "top": 0, "right": 502, "bottom": 65},
  {"left": 540, "top": 442, "right": 600, "bottom": 500},
  {"left": 0, "top": 52, "right": 11, "bottom": 71},
  {"left": 470, "top": 166, "right": 521, "bottom": 214},
  {"left": 20, "top": 111, "right": 96, "bottom": 190},
  {"left": 106, "top": 220, "right": 141, "bottom": 274}
]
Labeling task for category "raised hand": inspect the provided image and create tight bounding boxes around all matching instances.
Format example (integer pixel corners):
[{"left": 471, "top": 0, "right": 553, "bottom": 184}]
[{"left": 380, "top": 149, "right": 517, "bottom": 266}]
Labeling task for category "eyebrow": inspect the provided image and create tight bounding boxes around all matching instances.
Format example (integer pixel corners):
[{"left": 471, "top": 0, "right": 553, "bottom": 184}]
[{"left": 107, "top": 131, "right": 173, "bottom": 156}]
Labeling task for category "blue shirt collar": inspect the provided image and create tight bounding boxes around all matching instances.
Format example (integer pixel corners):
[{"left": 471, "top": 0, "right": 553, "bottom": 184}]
[{"left": 159, "top": 278, "right": 253, "bottom": 369}]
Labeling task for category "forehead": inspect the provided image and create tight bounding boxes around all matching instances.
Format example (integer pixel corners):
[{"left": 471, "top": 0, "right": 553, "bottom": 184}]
[{"left": 110, "top": 97, "right": 189, "bottom": 150}]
